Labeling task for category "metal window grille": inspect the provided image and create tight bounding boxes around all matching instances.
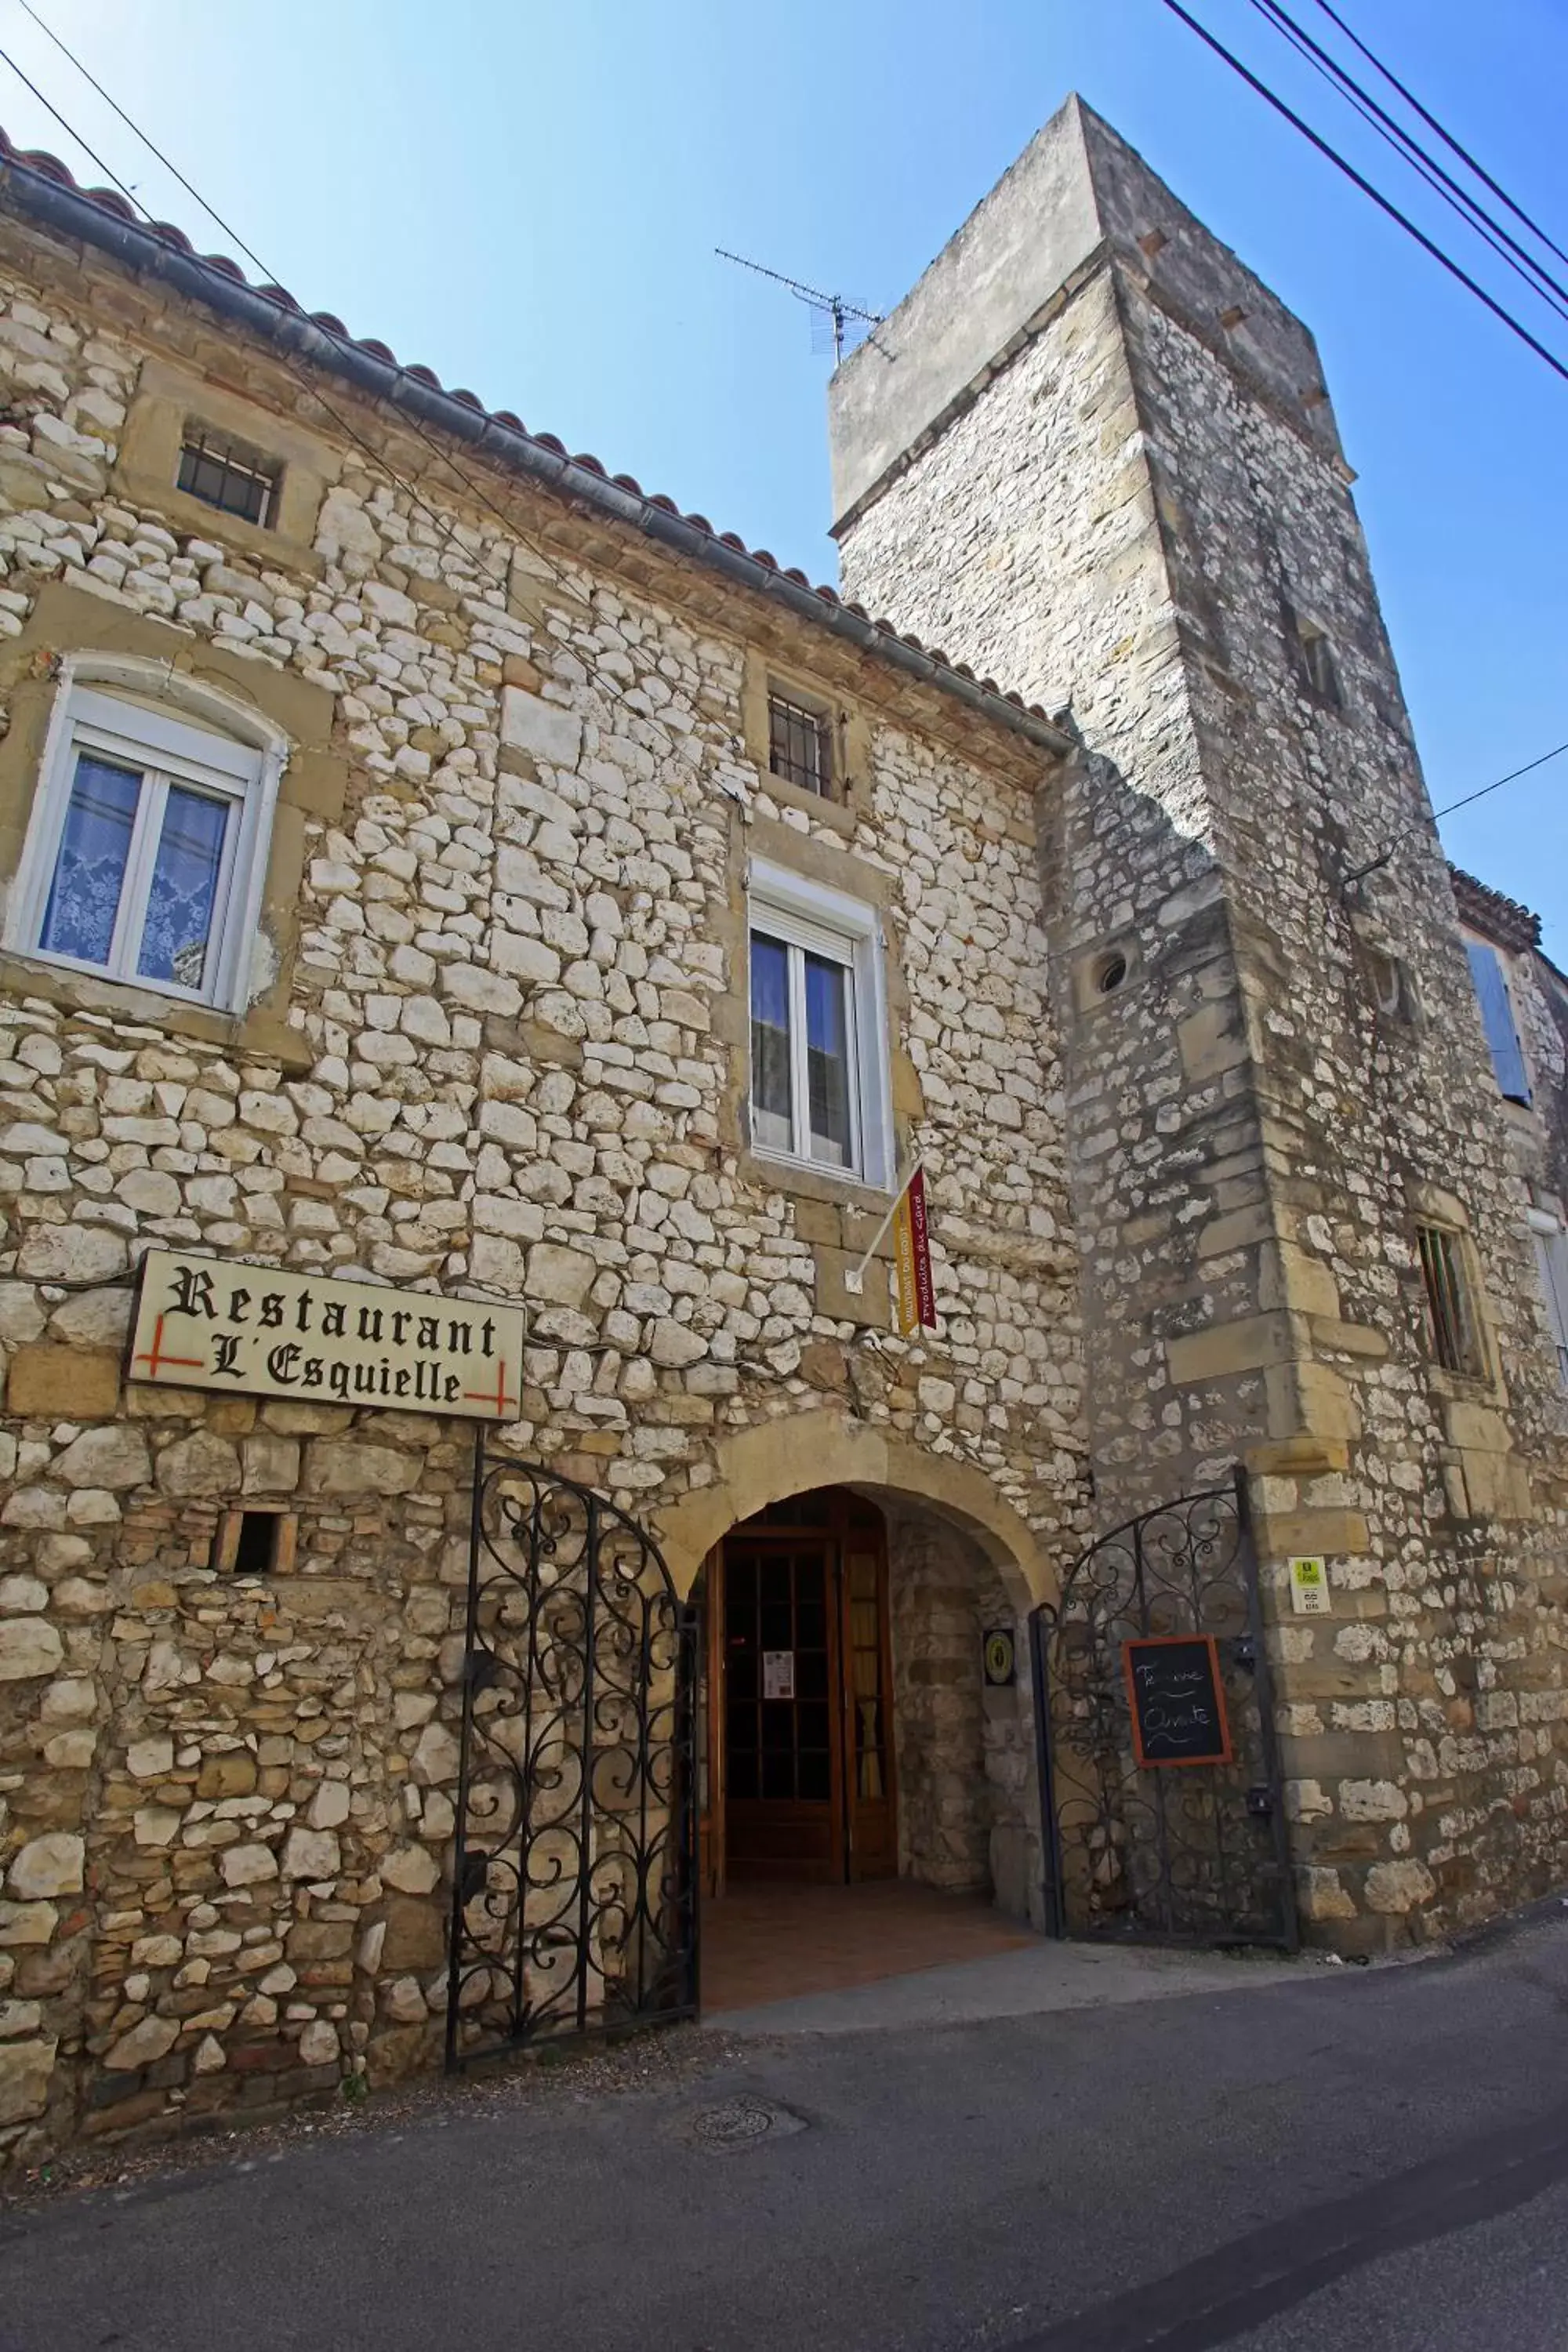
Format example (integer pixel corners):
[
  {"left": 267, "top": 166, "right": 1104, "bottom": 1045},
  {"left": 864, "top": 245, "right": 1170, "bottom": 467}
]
[
  {"left": 768, "top": 691, "right": 833, "bottom": 797},
  {"left": 176, "top": 427, "right": 280, "bottom": 528},
  {"left": 1417, "top": 1223, "right": 1484, "bottom": 1377}
]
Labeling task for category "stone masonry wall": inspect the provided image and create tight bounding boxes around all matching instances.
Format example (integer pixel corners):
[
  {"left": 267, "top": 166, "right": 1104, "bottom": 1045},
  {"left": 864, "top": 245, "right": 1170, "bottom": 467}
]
[
  {"left": 835, "top": 109, "right": 1568, "bottom": 1948},
  {"left": 885, "top": 1504, "right": 1036, "bottom": 1914},
  {"left": 0, "top": 218, "right": 1086, "bottom": 2159}
]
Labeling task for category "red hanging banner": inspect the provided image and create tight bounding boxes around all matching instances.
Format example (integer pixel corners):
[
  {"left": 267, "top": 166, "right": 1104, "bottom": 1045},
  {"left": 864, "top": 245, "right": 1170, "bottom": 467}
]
[{"left": 906, "top": 1166, "right": 938, "bottom": 1330}]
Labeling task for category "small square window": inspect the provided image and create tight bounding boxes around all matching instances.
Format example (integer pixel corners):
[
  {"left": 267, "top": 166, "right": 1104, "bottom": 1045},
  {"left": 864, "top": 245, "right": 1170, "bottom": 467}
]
[
  {"left": 177, "top": 425, "right": 281, "bottom": 528},
  {"left": 214, "top": 1508, "right": 296, "bottom": 1576},
  {"left": 768, "top": 688, "right": 834, "bottom": 799},
  {"left": 1416, "top": 1222, "right": 1486, "bottom": 1378}
]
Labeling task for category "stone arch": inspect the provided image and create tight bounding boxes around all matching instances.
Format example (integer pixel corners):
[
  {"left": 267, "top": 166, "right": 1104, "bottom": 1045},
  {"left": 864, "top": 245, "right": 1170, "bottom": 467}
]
[{"left": 652, "top": 1408, "right": 1054, "bottom": 1613}]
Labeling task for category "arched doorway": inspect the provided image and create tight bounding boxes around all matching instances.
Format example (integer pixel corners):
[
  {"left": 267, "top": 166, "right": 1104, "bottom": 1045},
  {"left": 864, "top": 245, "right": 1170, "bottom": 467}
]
[{"left": 694, "top": 1476, "right": 1046, "bottom": 2012}]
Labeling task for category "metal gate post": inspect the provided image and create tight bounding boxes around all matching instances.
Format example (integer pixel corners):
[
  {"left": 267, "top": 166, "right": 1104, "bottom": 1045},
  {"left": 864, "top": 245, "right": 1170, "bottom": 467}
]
[
  {"left": 1233, "top": 1464, "right": 1301, "bottom": 1955},
  {"left": 1029, "top": 1606, "right": 1067, "bottom": 1940}
]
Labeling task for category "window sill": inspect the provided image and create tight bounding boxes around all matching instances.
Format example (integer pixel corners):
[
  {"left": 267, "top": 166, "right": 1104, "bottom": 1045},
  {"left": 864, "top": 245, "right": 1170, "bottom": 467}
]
[
  {"left": 112, "top": 466, "right": 326, "bottom": 582},
  {"left": 755, "top": 768, "right": 858, "bottom": 837},
  {"left": 0, "top": 949, "right": 314, "bottom": 1071},
  {"left": 739, "top": 1145, "right": 894, "bottom": 1212}
]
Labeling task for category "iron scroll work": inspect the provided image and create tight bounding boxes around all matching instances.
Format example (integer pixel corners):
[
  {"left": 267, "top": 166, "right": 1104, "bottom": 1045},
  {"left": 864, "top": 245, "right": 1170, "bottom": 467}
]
[
  {"left": 445, "top": 1441, "right": 699, "bottom": 2067},
  {"left": 1029, "top": 1472, "right": 1298, "bottom": 1951}
]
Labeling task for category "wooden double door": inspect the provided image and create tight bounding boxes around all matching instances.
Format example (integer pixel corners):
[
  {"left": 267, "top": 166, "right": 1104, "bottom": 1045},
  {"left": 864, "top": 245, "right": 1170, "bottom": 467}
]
[{"left": 703, "top": 1491, "right": 897, "bottom": 1889}]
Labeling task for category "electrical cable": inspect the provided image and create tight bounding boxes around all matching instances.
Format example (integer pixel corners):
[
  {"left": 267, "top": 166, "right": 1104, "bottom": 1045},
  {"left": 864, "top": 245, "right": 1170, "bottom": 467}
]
[
  {"left": 1247, "top": 0, "right": 1568, "bottom": 328},
  {"left": 1305, "top": 0, "right": 1568, "bottom": 275},
  {"left": 0, "top": 25, "right": 564, "bottom": 596},
  {"left": 1156, "top": 0, "right": 1568, "bottom": 387}
]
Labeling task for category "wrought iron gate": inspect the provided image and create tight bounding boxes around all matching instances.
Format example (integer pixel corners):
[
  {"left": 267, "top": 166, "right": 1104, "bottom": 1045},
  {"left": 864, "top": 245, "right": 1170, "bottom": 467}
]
[
  {"left": 445, "top": 1442, "right": 699, "bottom": 2067},
  {"left": 1029, "top": 1471, "right": 1297, "bottom": 1951}
]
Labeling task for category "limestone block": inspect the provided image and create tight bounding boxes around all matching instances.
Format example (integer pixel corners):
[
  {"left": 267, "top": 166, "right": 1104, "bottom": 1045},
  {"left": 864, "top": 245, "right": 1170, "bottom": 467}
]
[
  {"left": 0, "top": 2036, "right": 56, "bottom": 2124},
  {"left": 155, "top": 1431, "right": 241, "bottom": 1500},
  {"left": 8, "top": 1833, "right": 84, "bottom": 1900},
  {"left": 193, "top": 2034, "right": 227, "bottom": 2074},
  {"left": 105, "top": 2013, "right": 177, "bottom": 2071},
  {"left": 242, "top": 1434, "right": 301, "bottom": 1494},
  {"left": 526, "top": 1243, "right": 597, "bottom": 1308},
  {"left": 1364, "top": 1859, "right": 1437, "bottom": 1915},
  {"left": 0, "top": 1903, "right": 56, "bottom": 1947},
  {"left": 298, "top": 2020, "right": 340, "bottom": 2067},
  {"left": 0, "top": 1575, "right": 47, "bottom": 1613},
  {"left": 220, "top": 1842, "right": 278, "bottom": 1887},
  {"left": 384, "top": 1976, "right": 428, "bottom": 2024},
  {"left": 15, "top": 1225, "right": 126, "bottom": 1284},
  {"left": 500, "top": 685, "right": 582, "bottom": 768},
  {"left": 281, "top": 1826, "right": 340, "bottom": 1880},
  {"left": 1338, "top": 1779, "right": 1408, "bottom": 1822},
  {"left": 54, "top": 1425, "right": 151, "bottom": 1491},
  {"left": 6, "top": 1344, "right": 120, "bottom": 1418},
  {"left": 380, "top": 1844, "right": 440, "bottom": 1895},
  {"left": 0, "top": 2000, "right": 42, "bottom": 2038},
  {"left": 308, "top": 1780, "right": 351, "bottom": 1830},
  {"left": 441, "top": 963, "right": 523, "bottom": 1018},
  {"left": 650, "top": 1319, "right": 706, "bottom": 1369},
  {"left": 133, "top": 1807, "right": 182, "bottom": 1847},
  {"left": 306, "top": 1440, "right": 423, "bottom": 1497},
  {"left": 0, "top": 1619, "right": 64, "bottom": 1680},
  {"left": 0, "top": 1283, "right": 46, "bottom": 1345},
  {"left": 410, "top": 1720, "right": 459, "bottom": 1785},
  {"left": 44, "top": 1287, "right": 132, "bottom": 1356}
]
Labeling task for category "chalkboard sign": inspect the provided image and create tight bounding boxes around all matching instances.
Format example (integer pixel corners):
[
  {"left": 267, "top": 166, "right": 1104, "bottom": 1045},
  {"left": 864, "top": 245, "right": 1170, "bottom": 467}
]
[{"left": 1122, "top": 1635, "right": 1232, "bottom": 1769}]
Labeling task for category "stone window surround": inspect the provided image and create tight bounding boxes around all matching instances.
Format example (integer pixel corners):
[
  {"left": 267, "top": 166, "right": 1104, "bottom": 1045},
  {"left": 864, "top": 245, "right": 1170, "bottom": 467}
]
[
  {"left": 3, "top": 659, "right": 285, "bottom": 1015},
  {"left": 0, "top": 579, "right": 347, "bottom": 1071},
  {"left": 710, "top": 811, "right": 926, "bottom": 1330},
  {"left": 114, "top": 355, "right": 336, "bottom": 574},
  {"left": 1406, "top": 1178, "right": 1508, "bottom": 1409},
  {"left": 746, "top": 852, "right": 895, "bottom": 1194},
  {"left": 739, "top": 646, "right": 870, "bottom": 837}
]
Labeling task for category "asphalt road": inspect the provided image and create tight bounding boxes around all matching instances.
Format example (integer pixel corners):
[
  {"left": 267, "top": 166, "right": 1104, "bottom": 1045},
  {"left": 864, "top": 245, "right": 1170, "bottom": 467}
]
[{"left": 5, "top": 1909, "right": 1568, "bottom": 2352}]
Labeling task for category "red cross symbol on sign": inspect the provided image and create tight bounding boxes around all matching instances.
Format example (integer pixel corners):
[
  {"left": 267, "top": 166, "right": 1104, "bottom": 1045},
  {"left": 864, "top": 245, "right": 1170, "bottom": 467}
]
[{"left": 132, "top": 1312, "right": 205, "bottom": 1383}]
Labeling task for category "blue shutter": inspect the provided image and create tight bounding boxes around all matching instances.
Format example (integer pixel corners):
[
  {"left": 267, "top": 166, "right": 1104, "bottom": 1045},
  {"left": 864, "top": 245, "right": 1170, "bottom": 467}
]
[{"left": 1465, "top": 940, "right": 1532, "bottom": 1104}]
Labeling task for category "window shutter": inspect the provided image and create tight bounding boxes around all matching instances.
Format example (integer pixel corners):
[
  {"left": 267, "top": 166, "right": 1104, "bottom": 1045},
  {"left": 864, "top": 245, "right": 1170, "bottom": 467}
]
[
  {"left": 1465, "top": 940, "right": 1531, "bottom": 1104},
  {"left": 1534, "top": 1227, "right": 1568, "bottom": 1389}
]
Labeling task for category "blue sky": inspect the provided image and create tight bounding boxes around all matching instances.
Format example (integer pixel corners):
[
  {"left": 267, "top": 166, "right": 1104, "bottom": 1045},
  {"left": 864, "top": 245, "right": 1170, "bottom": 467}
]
[{"left": 2, "top": 0, "right": 1563, "bottom": 957}]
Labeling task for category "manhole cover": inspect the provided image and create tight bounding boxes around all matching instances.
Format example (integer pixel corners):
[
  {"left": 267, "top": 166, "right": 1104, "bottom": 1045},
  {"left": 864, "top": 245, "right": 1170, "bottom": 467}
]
[{"left": 684, "top": 2097, "right": 807, "bottom": 2154}]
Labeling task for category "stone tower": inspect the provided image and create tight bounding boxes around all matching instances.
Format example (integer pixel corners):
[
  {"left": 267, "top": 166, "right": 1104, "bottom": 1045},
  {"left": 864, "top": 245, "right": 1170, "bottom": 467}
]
[{"left": 833, "top": 97, "right": 1568, "bottom": 1943}]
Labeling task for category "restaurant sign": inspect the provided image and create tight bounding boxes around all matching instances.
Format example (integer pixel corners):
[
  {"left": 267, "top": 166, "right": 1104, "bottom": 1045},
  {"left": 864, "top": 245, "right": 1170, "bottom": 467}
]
[{"left": 129, "top": 1250, "right": 527, "bottom": 1421}]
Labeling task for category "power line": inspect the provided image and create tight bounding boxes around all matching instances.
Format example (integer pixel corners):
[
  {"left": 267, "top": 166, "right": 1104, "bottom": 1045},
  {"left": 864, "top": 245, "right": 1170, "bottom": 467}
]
[
  {"left": 1341, "top": 736, "right": 1568, "bottom": 892},
  {"left": 0, "top": 18, "right": 563, "bottom": 588},
  {"left": 1156, "top": 0, "right": 1568, "bottom": 387},
  {"left": 1304, "top": 0, "right": 1568, "bottom": 277},
  {"left": 1247, "top": 0, "right": 1568, "bottom": 329}
]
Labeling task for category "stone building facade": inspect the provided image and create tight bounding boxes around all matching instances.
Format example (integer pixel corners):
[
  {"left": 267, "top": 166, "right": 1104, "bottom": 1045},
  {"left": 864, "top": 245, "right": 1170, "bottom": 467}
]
[{"left": 0, "top": 94, "right": 1562, "bottom": 2158}]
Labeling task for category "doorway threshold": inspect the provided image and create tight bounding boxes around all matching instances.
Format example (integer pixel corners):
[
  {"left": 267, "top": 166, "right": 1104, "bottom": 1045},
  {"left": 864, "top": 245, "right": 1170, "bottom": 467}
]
[{"left": 701, "top": 1878, "right": 1034, "bottom": 2016}]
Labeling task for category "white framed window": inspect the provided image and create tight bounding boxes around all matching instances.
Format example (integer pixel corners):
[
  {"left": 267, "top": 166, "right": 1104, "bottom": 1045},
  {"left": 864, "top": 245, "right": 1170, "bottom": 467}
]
[
  {"left": 746, "top": 858, "right": 893, "bottom": 1189},
  {"left": 4, "top": 661, "right": 289, "bottom": 1013},
  {"left": 1527, "top": 1207, "right": 1568, "bottom": 1392}
]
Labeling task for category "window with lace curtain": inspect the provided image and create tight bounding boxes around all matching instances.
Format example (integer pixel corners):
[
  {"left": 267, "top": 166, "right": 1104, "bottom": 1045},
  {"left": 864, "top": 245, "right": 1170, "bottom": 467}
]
[{"left": 5, "top": 674, "right": 278, "bottom": 1011}]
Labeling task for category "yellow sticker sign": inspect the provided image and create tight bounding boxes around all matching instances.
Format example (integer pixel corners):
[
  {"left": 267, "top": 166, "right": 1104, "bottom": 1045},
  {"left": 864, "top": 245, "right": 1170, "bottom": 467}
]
[{"left": 1288, "top": 1555, "right": 1331, "bottom": 1616}]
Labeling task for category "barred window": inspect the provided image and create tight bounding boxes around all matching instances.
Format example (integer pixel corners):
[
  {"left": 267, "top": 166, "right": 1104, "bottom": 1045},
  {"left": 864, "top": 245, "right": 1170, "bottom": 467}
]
[
  {"left": 1417, "top": 1223, "right": 1485, "bottom": 1377},
  {"left": 177, "top": 425, "right": 281, "bottom": 528},
  {"left": 768, "top": 688, "right": 834, "bottom": 798}
]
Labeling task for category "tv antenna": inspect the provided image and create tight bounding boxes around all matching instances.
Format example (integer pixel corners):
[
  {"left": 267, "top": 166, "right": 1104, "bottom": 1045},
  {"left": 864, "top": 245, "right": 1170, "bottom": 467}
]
[{"left": 716, "top": 248, "right": 882, "bottom": 363}]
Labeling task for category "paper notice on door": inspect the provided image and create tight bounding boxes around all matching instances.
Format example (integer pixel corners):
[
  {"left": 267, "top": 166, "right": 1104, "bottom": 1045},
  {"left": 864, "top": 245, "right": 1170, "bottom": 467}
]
[{"left": 763, "top": 1650, "right": 796, "bottom": 1700}]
